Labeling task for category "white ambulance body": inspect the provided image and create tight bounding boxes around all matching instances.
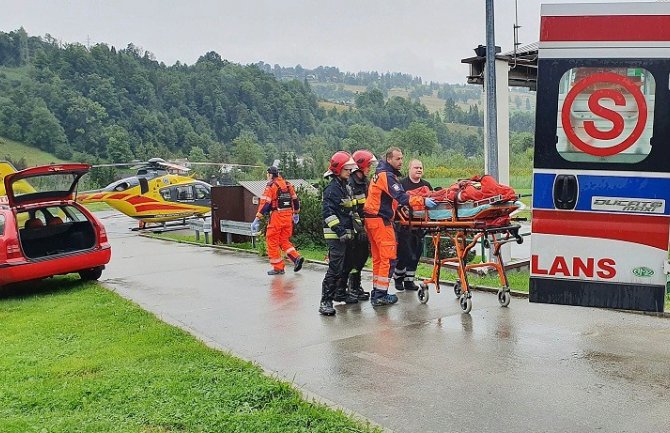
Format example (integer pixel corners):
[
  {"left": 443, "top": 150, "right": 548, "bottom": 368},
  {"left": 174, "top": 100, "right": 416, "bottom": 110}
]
[{"left": 530, "top": 2, "right": 670, "bottom": 312}]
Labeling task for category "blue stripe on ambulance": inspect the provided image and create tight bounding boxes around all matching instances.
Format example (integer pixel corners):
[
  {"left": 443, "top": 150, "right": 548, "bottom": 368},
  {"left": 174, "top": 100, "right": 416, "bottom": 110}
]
[{"left": 533, "top": 172, "right": 670, "bottom": 214}]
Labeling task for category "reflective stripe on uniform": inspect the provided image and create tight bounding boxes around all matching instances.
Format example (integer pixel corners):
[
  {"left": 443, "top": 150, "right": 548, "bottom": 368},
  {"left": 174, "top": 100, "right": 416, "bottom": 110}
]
[
  {"left": 353, "top": 194, "right": 366, "bottom": 204},
  {"left": 325, "top": 215, "right": 340, "bottom": 227},
  {"left": 323, "top": 228, "right": 352, "bottom": 239},
  {"left": 340, "top": 198, "right": 354, "bottom": 207}
]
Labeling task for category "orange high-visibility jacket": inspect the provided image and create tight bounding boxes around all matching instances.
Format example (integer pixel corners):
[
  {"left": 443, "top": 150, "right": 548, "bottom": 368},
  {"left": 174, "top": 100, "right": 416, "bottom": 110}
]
[
  {"left": 256, "top": 176, "right": 300, "bottom": 218},
  {"left": 363, "top": 161, "right": 424, "bottom": 221}
]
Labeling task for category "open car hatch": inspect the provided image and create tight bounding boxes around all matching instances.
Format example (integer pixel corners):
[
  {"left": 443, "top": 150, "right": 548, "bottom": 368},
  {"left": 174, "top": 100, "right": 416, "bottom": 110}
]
[{"left": 4, "top": 164, "right": 90, "bottom": 207}]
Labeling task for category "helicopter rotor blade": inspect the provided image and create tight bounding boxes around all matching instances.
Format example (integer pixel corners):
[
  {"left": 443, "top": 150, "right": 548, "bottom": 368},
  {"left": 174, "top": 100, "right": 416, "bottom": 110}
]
[
  {"left": 92, "top": 163, "right": 138, "bottom": 168},
  {"left": 185, "top": 162, "right": 263, "bottom": 168}
]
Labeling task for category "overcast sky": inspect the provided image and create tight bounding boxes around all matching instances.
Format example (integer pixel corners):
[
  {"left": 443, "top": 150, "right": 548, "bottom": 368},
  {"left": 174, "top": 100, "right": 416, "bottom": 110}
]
[{"left": 0, "top": 0, "right": 656, "bottom": 84}]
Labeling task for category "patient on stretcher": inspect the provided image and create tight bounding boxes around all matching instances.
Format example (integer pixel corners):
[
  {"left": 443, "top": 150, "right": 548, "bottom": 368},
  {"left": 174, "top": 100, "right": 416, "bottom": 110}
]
[{"left": 405, "top": 175, "right": 520, "bottom": 225}]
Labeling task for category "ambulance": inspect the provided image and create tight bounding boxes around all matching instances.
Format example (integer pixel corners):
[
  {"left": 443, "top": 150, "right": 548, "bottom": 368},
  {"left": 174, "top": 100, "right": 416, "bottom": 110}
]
[{"left": 530, "top": 2, "right": 670, "bottom": 312}]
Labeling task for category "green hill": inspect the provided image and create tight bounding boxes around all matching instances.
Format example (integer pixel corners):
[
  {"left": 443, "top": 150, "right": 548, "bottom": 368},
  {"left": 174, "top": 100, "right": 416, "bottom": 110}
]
[
  {"left": 0, "top": 136, "right": 66, "bottom": 167},
  {"left": 0, "top": 28, "right": 534, "bottom": 185}
]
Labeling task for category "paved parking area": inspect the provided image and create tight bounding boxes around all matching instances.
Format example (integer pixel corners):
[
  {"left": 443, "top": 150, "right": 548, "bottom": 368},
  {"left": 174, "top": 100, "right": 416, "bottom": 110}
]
[{"left": 101, "top": 213, "right": 670, "bottom": 433}]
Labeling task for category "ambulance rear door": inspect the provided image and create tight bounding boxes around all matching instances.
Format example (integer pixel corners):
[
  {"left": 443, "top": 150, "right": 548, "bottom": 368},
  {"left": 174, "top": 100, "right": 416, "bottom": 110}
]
[{"left": 530, "top": 2, "right": 670, "bottom": 312}]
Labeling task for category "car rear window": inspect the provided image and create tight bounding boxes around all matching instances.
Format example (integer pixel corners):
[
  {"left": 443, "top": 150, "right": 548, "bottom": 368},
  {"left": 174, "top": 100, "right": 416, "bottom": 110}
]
[
  {"left": 11, "top": 173, "right": 79, "bottom": 198},
  {"left": 65, "top": 206, "right": 89, "bottom": 222},
  {"left": 19, "top": 205, "right": 89, "bottom": 228}
]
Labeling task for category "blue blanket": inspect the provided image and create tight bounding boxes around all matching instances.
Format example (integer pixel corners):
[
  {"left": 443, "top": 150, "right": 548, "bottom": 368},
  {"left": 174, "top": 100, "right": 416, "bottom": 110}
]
[{"left": 413, "top": 201, "right": 522, "bottom": 221}]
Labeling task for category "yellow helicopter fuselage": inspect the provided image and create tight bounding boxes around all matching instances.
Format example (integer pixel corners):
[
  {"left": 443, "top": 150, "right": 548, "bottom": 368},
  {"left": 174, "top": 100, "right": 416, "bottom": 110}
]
[{"left": 78, "top": 174, "right": 212, "bottom": 223}]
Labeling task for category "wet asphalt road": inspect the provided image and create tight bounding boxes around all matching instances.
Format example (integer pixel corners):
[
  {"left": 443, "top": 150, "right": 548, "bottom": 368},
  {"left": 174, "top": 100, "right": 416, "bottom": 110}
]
[{"left": 99, "top": 213, "right": 670, "bottom": 433}]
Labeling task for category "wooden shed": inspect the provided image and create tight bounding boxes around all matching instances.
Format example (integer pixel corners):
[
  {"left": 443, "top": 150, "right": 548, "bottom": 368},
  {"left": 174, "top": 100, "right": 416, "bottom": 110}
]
[{"left": 211, "top": 180, "right": 317, "bottom": 244}]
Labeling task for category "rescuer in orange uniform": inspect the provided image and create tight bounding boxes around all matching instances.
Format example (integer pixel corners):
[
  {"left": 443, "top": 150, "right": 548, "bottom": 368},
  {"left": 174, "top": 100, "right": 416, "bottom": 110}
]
[
  {"left": 252, "top": 166, "right": 305, "bottom": 275},
  {"left": 363, "top": 147, "right": 436, "bottom": 306}
]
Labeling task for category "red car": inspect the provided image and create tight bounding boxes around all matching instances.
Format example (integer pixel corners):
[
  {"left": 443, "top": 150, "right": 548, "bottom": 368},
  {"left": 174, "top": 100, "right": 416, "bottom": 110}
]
[{"left": 0, "top": 163, "right": 111, "bottom": 287}]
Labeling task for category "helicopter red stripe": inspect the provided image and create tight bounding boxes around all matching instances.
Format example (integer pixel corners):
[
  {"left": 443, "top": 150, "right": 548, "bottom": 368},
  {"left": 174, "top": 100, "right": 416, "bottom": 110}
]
[
  {"left": 135, "top": 204, "right": 190, "bottom": 211},
  {"left": 109, "top": 193, "right": 130, "bottom": 200},
  {"left": 127, "top": 196, "right": 157, "bottom": 205}
]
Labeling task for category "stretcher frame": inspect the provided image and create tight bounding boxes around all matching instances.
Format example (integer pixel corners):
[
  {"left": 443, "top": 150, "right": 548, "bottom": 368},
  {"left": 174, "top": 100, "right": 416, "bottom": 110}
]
[{"left": 397, "top": 200, "right": 523, "bottom": 314}]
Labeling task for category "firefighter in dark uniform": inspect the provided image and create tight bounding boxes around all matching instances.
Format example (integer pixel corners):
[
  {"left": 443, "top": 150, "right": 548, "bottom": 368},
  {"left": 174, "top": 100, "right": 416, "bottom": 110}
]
[
  {"left": 393, "top": 159, "right": 433, "bottom": 291},
  {"left": 319, "top": 151, "right": 359, "bottom": 316},
  {"left": 343, "top": 149, "right": 378, "bottom": 301}
]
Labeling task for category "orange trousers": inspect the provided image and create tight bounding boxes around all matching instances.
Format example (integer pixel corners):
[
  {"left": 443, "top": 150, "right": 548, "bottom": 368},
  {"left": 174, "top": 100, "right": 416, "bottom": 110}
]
[
  {"left": 364, "top": 217, "right": 397, "bottom": 291},
  {"left": 266, "top": 210, "right": 300, "bottom": 271}
]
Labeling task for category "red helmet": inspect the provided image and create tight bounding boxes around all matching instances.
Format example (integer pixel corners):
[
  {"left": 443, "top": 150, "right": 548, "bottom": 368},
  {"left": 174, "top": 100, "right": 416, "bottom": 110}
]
[
  {"left": 324, "top": 151, "right": 357, "bottom": 177},
  {"left": 352, "top": 149, "right": 377, "bottom": 172}
]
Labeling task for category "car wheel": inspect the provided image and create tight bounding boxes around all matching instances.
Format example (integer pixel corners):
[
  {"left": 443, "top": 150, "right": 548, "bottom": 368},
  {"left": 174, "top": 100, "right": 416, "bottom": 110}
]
[{"left": 79, "top": 266, "right": 103, "bottom": 281}]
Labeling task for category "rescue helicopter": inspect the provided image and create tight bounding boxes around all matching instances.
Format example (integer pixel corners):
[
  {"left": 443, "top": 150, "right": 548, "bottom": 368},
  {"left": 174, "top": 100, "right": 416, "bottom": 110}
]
[{"left": 76, "top": 158, "right": 224, "bottom": 229}]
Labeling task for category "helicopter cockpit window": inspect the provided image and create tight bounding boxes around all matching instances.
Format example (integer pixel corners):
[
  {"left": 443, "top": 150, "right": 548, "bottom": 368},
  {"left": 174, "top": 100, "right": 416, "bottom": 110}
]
[
  {"left": 194, "top": 185, "right": 209, "bottom": 200},
  {"left": 160, "top": 188, "right": 171, "bottom": 201},
  {"left": 113, "top": 181, "right": 130, "bottom": 192},
  {"left": 176, "top": 186, "right": 194, "bottom": 201}
]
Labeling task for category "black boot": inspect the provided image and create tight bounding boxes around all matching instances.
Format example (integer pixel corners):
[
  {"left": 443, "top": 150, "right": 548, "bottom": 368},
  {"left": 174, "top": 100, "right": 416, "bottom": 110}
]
[
  {"left": 348, "top": 272, "right": 370, "bottom": 301},
  {"left": 320, "top": 278, "right": 337, "bottom": 315},
  {"left": 403, "top": 280, "right": 419, "bottom": 291},
  {"left": 333, "top": 279, "right": 358, "bottom": 304},
  {"left": 319, "top": 300, "right": 336, "bottom": 316},
  {"left": 394, "top": 277, "right": 405, "bottom": 291}
]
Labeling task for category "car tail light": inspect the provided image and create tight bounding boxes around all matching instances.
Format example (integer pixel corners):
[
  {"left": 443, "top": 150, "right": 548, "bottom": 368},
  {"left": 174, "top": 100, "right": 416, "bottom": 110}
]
[
  {"left": 98, "top": 224, "right": 108, "bottom": 244},
  {"left": 6, "top": 239, "right": 22, "bottom": 260}
]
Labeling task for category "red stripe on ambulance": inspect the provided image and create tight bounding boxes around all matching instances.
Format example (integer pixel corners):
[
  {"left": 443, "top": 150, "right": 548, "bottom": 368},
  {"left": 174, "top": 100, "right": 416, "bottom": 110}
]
[
  {"left": 540, "top": 15, "right": 670, "bottom": 42},
  {"left": 532, "top": 210, "right": 670, "bottom": 250}
]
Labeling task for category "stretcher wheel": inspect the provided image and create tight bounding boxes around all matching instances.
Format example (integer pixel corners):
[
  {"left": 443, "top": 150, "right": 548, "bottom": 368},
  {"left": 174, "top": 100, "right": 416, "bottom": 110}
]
[
  {"left": 418, "top": 284, "right": 430, "bottom": 304},
  {"left": 459, "top": 295, "right": 472, "bottom": 314},
  {"left": 497, "top": 289, "right": 511, "bottom": 307},
  {"left": 453, "top": 281, "right": 462, "bottom": 298}
]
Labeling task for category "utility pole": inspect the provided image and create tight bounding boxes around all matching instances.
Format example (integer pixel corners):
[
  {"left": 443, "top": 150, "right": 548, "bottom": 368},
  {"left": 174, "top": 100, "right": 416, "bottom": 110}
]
[{"left": 485, "top": 0, "right": 499, "bottom": 179}]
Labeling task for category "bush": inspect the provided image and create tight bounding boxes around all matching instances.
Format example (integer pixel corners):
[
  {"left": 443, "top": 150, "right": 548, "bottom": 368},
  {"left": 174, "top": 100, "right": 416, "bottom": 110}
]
[{"left": 292, "top": 185, "right": 326, "bottom": 248}]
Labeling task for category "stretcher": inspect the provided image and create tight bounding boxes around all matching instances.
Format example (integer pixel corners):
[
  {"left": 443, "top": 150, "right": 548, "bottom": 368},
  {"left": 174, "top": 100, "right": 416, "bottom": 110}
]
[{"left": 396, "top": 195, "right": 523, "bottom": 314}]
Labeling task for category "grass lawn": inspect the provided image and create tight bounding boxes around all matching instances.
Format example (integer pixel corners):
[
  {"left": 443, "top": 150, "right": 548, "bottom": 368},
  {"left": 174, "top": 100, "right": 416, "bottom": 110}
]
[{"left": 0, "top": 277, "right": 380, "bottom": 433}]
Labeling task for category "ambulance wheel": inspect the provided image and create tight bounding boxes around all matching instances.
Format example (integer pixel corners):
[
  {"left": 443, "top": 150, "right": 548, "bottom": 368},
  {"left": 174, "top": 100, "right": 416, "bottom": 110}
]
[
  {"left": 459, "top": 295, "right": 472, "bottom": 314},
  {"left": 418, "top": 284, "right": 430, "bottom": 304},
  {"left": 497, "top": 289, "right": 511, "bottom": 307},
  {"left": 453, "top": 281, "right": 462, "bottom": 298}
]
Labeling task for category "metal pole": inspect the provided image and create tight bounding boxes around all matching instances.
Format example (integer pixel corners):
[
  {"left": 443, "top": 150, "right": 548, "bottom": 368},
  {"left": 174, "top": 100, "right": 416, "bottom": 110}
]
[{"left": 485, "top": 0, "right": 499, "bottom": 179}]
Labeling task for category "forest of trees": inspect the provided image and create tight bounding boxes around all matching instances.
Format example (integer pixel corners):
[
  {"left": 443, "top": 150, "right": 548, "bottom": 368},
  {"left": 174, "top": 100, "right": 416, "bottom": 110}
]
[{"left": 0, "top": 28, "right": 534, "bottom": 184}]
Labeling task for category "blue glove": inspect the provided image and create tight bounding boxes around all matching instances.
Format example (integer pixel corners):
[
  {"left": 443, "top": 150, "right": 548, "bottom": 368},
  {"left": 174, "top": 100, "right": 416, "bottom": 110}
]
[
  {"left": 424, "top": 198, "right": 437, "bottom": 209},
  {"left": 251, "top": 218, "right": 261, "bottom": 234},
  {"left": 293, "top": 214, "right": 300, "bottom": 224}
]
